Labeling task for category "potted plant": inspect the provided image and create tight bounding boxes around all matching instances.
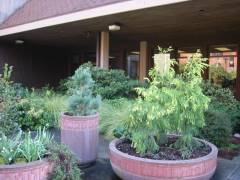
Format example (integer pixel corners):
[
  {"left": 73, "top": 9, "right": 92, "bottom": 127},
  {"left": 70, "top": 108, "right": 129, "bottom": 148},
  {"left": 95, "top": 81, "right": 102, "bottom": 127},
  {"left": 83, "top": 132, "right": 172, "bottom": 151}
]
[
  {"left": 0, "top": 129, "right": 82, "bottom": 180},
  {"left": 0, "top": 129, "right": 53, "bottom": 180},
  {"left": 109, "top": 48, "right": 218, "bottom": 180},
  {"left": 61, "top": 66, "right": 101, "bottom": 165}
]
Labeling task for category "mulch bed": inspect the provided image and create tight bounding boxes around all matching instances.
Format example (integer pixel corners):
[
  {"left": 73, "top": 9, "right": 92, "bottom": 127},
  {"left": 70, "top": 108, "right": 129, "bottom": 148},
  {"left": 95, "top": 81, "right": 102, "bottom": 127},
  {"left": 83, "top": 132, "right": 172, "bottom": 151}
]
[{"left": 117, "top": 138, "right": 211, "bottom": 160}]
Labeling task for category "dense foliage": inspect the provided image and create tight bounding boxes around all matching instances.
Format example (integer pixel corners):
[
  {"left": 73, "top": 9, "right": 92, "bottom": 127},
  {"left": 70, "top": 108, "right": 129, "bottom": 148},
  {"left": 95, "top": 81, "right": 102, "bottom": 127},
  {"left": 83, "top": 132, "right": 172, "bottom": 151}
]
[
  {"left": 124, "top": 50, "right": 210, "bottom": 158},
  {"left": 17, "top": 90, "right": 67, "bottom": 130},
  {"left": 99, "top": 98, "right": 133, "bottom": 139},
  {"left": 0, "top": 64, "right": 26, "bottom": 135},
  {"left": 209, "top": 65, "right": 236, "bottom": 88},
  {"left": 61, "top": 62, "right": 141, "bottom": 99},
  {"left": 0, "top": 129, "right": 52, "bottom": 165},
  {"left": 67, "top": 66, "right": 101, "bottom": 116},
  {"left": 200, "top": 109, "right": 232, "bottom": 147},
  {"left": 0, "top": 64, "right": 67, "bottom": 132},
  {"left": 202, "top": 81, "right": 240, "bottom": 134},
  {"left": 48, "top": 142, "right": 82, "bottom": 180}
]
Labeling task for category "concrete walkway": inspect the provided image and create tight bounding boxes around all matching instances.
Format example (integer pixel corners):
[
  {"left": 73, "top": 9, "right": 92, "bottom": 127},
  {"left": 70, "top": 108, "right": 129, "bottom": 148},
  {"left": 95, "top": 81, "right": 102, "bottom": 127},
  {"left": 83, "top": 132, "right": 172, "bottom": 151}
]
[{"left": 52, "top": 129, "right": 240, "bottom": 180}]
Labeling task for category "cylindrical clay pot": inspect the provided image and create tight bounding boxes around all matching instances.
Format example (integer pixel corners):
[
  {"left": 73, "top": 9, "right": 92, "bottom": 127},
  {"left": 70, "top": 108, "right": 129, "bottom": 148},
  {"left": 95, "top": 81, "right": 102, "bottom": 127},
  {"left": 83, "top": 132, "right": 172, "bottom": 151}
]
[
  {"left": 61, "top": 113, "right": 99, "bottom": 165},
  {"left": 109, "top": 138, "right": 218, "bottom": 180}
]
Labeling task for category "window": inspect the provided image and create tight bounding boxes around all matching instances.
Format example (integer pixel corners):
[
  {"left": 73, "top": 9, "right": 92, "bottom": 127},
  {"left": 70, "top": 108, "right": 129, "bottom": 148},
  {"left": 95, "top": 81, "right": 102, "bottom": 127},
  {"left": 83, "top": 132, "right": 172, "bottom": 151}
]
[{"left": 209, "top": 45, "right": 238, "bottom": 89}]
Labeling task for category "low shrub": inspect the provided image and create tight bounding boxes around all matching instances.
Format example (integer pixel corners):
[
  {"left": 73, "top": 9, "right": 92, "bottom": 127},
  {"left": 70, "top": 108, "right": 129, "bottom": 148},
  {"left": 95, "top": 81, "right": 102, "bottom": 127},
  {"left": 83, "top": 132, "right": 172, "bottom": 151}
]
[
  {"left": 47, "top": 142, "right": 82, "bottom": 180},
  {"left": 17, "top": 90, "right": 67, "bottom": 130},
  {"left": 202, "top": 81, "right": 237, "bottom": 110},
  {"left": 0, "top": 64, "right": 26, "bottom": 135},
  {"left": 61, "top": 62, "right": 141, "bottom": 99},
  {"left": 202, "top": 81, "right": 240, "bottom": 134},
  {"left": 200, "top": 109, "right": 232, "bottom": 148}
]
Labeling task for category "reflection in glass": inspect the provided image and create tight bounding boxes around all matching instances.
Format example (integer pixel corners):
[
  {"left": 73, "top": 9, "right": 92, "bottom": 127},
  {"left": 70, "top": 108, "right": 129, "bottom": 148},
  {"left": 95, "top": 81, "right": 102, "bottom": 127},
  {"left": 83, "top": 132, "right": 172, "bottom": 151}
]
[{"left": 209, "top": 45, "right": 238, "bottom": 89}]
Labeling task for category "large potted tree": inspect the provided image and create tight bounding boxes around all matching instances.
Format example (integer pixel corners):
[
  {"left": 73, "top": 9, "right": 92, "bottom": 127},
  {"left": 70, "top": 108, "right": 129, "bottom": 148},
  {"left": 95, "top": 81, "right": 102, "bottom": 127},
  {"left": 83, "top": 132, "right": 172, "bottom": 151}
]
[
  {"left": 109, "top": 48, "right": 218, "bottom": 180},
  {"left": 61, "top": 67, "right": 101, "bottom": 166}
]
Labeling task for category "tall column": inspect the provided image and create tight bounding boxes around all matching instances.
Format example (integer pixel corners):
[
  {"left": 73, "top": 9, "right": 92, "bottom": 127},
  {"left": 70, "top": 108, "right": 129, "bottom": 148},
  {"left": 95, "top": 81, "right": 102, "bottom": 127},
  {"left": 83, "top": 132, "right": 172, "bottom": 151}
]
[
  {"left": 99, "top": 31, "right": 109, "bottom": 69},
  {"left": 139, "top": 41, "right": 148, "bottom": 82}
]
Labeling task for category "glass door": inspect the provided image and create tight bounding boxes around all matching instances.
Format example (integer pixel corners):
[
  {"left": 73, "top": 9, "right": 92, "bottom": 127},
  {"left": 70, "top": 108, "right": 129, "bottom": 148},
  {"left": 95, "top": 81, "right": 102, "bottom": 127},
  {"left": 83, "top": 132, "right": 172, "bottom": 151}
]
[{"left": 127, "top": 51, "right": 139, "bottom": 79}]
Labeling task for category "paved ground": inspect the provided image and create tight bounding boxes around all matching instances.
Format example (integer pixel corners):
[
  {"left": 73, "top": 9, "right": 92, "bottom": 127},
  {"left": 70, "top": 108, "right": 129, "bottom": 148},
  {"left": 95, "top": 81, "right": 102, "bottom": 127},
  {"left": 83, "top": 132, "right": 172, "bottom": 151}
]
[{"left": 51, "top": 129, "right": 240, "bottom": 180}]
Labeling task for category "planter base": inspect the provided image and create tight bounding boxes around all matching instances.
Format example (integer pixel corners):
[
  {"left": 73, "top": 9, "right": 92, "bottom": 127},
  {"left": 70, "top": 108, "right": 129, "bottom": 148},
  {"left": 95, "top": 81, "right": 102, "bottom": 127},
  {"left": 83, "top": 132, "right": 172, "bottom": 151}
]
[
  {"left": 61, "top": 113, "right": 99, "bottom": 165},
  {"left": 0, "top": 159, "right": 53, "bottom": 180},
  {"left": 109, "top": 138, "right": 218, "bottom": 180}
]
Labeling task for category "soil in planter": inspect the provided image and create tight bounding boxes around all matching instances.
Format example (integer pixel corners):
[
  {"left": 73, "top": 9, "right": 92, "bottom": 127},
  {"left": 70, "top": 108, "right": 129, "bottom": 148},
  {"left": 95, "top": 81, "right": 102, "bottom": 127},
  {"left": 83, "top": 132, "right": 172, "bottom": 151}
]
[{"left": 117, "top": 138, "right": 211, "bottom": 160}]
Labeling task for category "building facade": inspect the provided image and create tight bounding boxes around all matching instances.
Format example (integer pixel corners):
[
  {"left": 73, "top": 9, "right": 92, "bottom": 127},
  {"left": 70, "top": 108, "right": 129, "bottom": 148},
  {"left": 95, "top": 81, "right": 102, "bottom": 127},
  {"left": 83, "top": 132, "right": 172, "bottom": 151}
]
[{"left": 0, "top": 0, "right": 240, "bottom": 97}]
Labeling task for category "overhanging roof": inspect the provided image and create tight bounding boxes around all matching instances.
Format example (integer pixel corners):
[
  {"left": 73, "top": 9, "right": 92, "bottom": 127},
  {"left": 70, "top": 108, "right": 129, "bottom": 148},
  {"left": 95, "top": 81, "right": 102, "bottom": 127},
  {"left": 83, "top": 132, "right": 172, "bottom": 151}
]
[
  {"left": 1, "top": 0, "right": 240, "bottom": 49},
  {"left": 0, "top": 0, "right": 189, "bottom": 36}
]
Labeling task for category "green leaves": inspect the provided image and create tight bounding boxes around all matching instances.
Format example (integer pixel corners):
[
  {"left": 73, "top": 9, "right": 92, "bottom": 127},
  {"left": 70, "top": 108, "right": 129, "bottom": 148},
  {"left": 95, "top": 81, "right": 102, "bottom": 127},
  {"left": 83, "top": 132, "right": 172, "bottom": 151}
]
[
  {"left": 48, "top": 142, "right": 82, "bottom": 180},
  {"left": 0, "top": 128, "right": 53, "bottom": 164},
  {"left": 124, "top": 48, "right": 210, "bottom": 158},
  {"left": 68, "top": 67, "right": 101, "bottom": 116}
]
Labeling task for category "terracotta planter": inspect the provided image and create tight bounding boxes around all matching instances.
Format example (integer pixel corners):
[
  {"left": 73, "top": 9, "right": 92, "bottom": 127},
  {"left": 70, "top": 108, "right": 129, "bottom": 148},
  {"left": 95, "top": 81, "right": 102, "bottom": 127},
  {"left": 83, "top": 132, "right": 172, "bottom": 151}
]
[
  {"left": 109, "top": 138, "right": 218, "bottom": 180},
  {"left": 61, "top": 113, "right": 99, "bottom": 165},
  {"left": 0, "top": 159, "right": 53, "bottom": 180}
]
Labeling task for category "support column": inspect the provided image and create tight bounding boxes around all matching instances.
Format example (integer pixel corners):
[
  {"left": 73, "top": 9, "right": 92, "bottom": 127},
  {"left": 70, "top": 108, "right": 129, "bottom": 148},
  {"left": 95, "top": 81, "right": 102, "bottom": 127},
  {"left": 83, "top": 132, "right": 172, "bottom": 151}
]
[
  {"left": 99, "top": 31, "right": 109, "bottom": 69},
  {"left": 139, "top": 41, "right": 148, "bottom": 82}
]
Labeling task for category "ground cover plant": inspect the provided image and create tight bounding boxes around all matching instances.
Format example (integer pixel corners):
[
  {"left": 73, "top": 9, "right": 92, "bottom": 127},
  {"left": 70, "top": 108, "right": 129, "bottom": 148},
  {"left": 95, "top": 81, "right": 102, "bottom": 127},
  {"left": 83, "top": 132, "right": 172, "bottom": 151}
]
[{"left": 120, "top": 49, "right": 210, "bottom": 159}]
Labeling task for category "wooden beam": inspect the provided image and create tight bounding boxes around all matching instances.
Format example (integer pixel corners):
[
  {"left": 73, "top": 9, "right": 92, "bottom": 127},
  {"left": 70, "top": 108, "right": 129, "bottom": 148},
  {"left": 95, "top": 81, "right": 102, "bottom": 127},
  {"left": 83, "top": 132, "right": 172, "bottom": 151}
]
[
  {"left": 100, "top": 31, "right": 109, "bottom": 69},
  {"left": 139, "top": 41, "right": 148, "bottom": 82}
]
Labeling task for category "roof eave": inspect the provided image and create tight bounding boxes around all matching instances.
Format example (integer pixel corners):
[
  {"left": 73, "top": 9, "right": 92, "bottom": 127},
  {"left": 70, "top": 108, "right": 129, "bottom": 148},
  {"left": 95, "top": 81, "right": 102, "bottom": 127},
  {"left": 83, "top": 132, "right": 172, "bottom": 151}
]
[{"left": 0, "top": 0, "right": 189, "bottom": 37}]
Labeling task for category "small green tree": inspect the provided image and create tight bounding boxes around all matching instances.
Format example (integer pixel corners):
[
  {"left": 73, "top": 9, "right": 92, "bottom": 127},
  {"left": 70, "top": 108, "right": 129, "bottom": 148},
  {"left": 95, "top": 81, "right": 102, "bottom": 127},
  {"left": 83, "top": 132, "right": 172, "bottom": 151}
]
[
  {"left": 68, "top": 67, "right": 101, "bottom": 116},
  {"left": 124, "top": 49, "right": 210, "bottom": 158}
]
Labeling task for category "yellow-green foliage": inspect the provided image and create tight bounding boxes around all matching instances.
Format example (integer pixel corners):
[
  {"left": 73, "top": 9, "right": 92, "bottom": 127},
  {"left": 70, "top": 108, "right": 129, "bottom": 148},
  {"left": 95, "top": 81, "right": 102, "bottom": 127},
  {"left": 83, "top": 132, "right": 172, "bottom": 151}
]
[{"left": 125, "top": 50, "right": 210, "bottom": 158}]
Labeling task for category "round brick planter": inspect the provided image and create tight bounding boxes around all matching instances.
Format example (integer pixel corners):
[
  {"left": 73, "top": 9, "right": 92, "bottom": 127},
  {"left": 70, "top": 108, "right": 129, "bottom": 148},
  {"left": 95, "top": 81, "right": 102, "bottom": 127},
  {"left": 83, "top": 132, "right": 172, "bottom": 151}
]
[
  {"left": 61, "top": 113, "right": 99, "bottom": 165},
  {"left": 0, "top": 159, "right": 53, "bottom": 180},
  {"left": 109, "top": 138, "right": 218, "bottom": 180}
]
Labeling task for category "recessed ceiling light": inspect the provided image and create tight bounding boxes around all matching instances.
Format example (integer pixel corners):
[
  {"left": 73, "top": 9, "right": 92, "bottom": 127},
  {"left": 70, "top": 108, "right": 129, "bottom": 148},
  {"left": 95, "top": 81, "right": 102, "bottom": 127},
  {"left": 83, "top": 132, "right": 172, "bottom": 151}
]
[
  {"left": 178, "top": 50, "right": 185, "bottom": 53},
  {"left": 109, "top": 56, "right": 116, "bottom": 59},
  {"left": 131, "top": 51, "right": 140, "bottom": 55},
  {"left": 15, "top": 39, "right": 24, "bottom": 45},
  {"left": 109, "top": 24, "right": 121, "bottom": 31},
  {"left": 214, "top": 47, "right": 231, "bottom": 52}
]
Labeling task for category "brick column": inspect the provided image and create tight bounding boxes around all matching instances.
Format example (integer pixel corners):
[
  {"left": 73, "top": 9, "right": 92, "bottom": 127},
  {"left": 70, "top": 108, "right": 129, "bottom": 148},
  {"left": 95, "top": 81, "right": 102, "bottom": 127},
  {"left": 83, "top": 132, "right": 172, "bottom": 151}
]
[{"left": 139, "top": 41, "right": 148, "bottom": 82}]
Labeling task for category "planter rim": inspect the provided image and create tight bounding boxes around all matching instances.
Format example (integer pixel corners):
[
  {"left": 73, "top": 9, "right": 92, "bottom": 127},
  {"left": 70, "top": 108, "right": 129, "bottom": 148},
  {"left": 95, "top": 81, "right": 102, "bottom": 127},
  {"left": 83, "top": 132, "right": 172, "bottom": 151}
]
[
  {"left": 61, "top": 112, "right": 99, "bottom": 120},
  {"left": 0, "top": 158, "right": 50, "bottom": 170},
  {"left": 109, "top": 137, "right": 218, "bottom": 164}
]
